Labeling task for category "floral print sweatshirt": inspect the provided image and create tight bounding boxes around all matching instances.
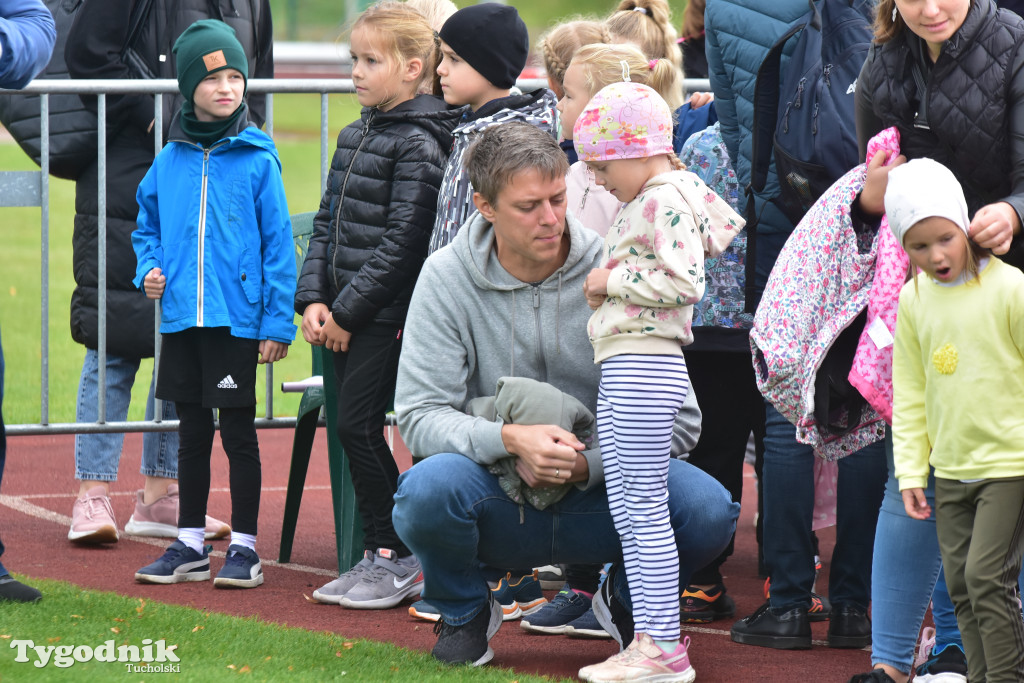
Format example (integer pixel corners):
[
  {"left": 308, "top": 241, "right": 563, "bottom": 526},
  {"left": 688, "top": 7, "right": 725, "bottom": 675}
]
[{"left": 589, "top": 170, "right": 744, "bottom": 363}]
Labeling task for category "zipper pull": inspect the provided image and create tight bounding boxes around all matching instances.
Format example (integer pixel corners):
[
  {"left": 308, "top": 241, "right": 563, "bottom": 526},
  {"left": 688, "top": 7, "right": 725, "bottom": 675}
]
[{"left": 580, "top": 185, "right": 590, "bottom": 210}]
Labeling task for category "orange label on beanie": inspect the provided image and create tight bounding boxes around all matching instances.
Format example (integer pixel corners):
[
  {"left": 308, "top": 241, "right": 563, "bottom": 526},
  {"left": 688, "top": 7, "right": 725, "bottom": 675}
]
[{"left": 203, "top": 50, "right": 227, "bottom": 71}]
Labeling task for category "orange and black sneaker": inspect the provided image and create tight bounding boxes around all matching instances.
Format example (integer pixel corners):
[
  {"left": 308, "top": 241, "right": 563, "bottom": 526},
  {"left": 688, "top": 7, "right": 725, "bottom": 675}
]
[
  {"left": 680, "top": 583, "right": 736, "bottom": 623},
  {"left": 763, "top": 576, "right": 832, "bottom": 623}
]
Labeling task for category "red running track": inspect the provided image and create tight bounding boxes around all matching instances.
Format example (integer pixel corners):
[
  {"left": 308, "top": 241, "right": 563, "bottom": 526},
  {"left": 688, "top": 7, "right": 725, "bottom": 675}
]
[{"left": 0, "top": 428, "right": 877, "bottom": 681}]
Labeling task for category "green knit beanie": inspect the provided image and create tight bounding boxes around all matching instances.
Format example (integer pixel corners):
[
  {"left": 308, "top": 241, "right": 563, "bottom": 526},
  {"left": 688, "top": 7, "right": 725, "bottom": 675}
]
[{"left": 173, "top": 19, "right": 249, "bottom": 103}]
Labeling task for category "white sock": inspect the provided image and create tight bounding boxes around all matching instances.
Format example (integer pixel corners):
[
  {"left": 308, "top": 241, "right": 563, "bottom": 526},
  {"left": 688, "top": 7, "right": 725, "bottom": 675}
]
[
  {"left": 654, "top": 639, "right": 680, "bottom": 655},
  {"left": 177, "top": 528, "right": 205, "bottom": 554},
  {"left": 231, "top": 532, "right": 256, "bottom": 552}
]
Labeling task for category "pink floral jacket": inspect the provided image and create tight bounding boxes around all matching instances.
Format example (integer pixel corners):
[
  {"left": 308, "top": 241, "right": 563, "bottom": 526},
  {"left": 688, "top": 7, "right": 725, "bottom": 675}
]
[
  {"left": 847, "top": 129, "right": 908, "bottom": 425},
  {"left": 589, "top": 170, "right": 744, "bottom": 363},
  {"left": 750, "top": 131, "right": 894, "bottom": 460}
]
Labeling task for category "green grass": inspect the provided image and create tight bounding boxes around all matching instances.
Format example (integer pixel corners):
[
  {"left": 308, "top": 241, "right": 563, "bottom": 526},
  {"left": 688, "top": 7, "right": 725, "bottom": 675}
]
[
  {"left": 0, "top": 93, "right": 363, "bottom": 426},
  {"left": 0, "top": 576, "right": 571, "bottom": 682}
]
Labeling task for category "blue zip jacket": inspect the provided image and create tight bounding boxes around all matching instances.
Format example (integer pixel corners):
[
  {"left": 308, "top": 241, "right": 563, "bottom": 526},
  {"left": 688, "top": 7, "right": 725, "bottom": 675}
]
[{"left": 132, "top": 110, "right": 297, "bottom": 344}]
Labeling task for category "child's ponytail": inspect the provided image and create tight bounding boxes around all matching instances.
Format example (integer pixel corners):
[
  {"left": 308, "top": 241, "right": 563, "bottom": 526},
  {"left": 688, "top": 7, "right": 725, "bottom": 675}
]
[
  {"left": 645, "top": 57, "right": 683, "bottom": 112},
  {"left": 571, "top": 44, "right": 682, "bottom": 114},
  {"left": 605, "top": 0, "right": 684, "bottom": 110}
]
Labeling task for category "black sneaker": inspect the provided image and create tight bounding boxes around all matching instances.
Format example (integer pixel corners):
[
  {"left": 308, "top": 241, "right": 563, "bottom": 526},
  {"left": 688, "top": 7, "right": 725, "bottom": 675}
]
[
  {"left": 0, "top": 575, "right": 41, "bottom": 603},
  {"left": 827, "top": 604, "right": 871, "bottom": 649},
  {"left": 431, "top": 593, "right": 502, "bottom": 666},
  {"left": 680, "top": 582, "right": 736, "bottom": 623},
  {"left": 590, "top": 563, "right": 634, "bottom": 650},
  {"left": 914, "top": 643, "right": 968, "bottom": 682},
  {"left": 731, "top": 600, "right": 811, "bottom": 650}
]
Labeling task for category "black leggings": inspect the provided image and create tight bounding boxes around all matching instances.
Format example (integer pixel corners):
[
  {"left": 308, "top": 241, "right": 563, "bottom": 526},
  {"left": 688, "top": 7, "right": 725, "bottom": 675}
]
[
  {"left": 176, "top": 402, "right": 260, "bottom": 535},
  {"left": 331, "top": 322, "right": 408, "bottom": 555}
]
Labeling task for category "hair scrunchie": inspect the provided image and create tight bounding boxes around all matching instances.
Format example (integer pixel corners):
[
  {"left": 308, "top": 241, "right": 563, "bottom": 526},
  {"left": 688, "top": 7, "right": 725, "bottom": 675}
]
[
  {"left": 648, "top": 59, "right": 658, "bottom": 70},
  {"left": 633, "top": 6, "right": 649, "bottom": 15}
]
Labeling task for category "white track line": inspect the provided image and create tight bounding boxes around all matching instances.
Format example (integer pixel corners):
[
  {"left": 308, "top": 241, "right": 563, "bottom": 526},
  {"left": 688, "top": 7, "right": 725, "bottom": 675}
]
[
  {"left": 0, "top": 493, "right": 336, "bottom": 577},
  {"left": 17, "top": 485, "right": 332, "bottom": 500}
]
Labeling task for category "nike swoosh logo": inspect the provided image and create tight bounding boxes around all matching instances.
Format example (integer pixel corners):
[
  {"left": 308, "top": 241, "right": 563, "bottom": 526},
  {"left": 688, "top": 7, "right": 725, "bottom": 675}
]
[{"left": 394, "top": 571, "right": 422, "bottom": 589}]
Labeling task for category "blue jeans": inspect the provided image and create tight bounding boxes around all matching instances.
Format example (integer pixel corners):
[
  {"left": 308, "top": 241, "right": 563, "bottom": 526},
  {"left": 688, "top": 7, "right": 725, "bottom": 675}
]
[
  {"left": 762, "top": 403, "right": 887, "bottom": 613},
  {"left": 74, "top": 348, "right": 177, "bottom": 481},
  {"left": 393, "top": 453, "right": 740, "bottom": 625}
]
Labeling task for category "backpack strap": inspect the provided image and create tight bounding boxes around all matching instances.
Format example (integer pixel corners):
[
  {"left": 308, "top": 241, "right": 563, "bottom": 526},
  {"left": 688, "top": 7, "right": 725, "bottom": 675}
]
[
  {"left": 745, "top": 0, "right": 816, "bottom": 312},
  {"left": 119, "top": 0, "right": 156, "bottom": 78},
  {"left": 122, "top": 0, "right": 155, "bottom": 59}
]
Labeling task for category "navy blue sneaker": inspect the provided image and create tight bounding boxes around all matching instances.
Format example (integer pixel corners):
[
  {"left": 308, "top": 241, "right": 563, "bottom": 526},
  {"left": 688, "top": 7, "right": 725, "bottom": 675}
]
[
  {"left": 409, "top": 599, "right": 441, "bottom": 622},
  {"left": 135, "top": 541, "right": 211, "bottom": 584},
  {"left": 490, "top": 571, "right": 547, "bottom": 620},
  {"left": 521, "top": 585, "right": 591, "bottom": 634},
  {"left": 213, "top": 544, "right": 264, "bottom": 589},
  {"left": 565, "top": 607, "right": 612, "bottom": 639}
]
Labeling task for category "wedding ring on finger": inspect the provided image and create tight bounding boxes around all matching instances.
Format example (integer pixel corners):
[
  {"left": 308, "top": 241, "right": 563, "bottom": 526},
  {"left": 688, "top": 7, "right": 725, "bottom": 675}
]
[{"left": 555, "top": 468, "right": 560, "bottom": 479}]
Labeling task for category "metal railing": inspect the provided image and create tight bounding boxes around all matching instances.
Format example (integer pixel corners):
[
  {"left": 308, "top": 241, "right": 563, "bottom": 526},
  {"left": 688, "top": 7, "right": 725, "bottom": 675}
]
[{"left": 0, "top": 76, "right": 709, "bottom": 437}]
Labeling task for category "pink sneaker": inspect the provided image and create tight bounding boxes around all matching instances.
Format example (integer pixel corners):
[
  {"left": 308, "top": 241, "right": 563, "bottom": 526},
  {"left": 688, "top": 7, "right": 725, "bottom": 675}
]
[
  {"left": 124, "top": 484, "right": 230, "bottom": 540},
  {"left": 578, "top": 633, "right": 695, "bottom": 683},
  {"left": 68, "top": 485, "right": 118, "bottom": 544}
]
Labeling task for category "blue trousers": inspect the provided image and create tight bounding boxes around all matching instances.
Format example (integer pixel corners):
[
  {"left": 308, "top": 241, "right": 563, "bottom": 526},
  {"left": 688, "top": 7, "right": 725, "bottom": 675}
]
[
  {"left": 393, "top": 453, "right": 739, "bottom": 625},
  {"left": 762, "top": 403, "right": 887, "bottom": 612}
]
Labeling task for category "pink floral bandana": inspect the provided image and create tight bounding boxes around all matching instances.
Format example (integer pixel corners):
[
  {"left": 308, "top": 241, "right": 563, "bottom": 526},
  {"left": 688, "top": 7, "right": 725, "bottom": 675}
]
[{"left": 573, "top": 82, "right": 674, "bottom": 162}]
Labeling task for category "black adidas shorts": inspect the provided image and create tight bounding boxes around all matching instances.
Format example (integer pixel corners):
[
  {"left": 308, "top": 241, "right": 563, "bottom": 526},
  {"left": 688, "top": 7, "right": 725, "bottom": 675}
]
[{"left": 155, "top": 327, "right": 259, "bottom": 409}]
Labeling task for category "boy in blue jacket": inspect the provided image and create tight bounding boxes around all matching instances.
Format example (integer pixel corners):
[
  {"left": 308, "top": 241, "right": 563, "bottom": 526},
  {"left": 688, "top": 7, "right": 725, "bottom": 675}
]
[{"left": 131, "top": 19, "right": 296, "bottom": 589}]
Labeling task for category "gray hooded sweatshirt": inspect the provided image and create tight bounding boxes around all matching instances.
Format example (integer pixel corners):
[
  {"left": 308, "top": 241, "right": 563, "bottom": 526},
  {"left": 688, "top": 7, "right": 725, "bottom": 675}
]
[{"left": 396, "top": 210, "right": 701, "bottom": 490}]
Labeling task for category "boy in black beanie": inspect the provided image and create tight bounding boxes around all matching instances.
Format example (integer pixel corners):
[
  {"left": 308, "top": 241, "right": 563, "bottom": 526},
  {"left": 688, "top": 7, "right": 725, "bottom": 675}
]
[
  {"left": 132, "top": 19, "right": 296, "bottom": 590},
  {"left": 427, "top": 3, "right": 559, "bottom": 253}
]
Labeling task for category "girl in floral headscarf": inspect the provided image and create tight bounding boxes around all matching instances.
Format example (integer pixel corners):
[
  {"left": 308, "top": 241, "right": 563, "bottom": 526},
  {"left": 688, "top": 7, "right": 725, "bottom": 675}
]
[{"left": 576, "top": 81, "right": 743, "bottom": 682}]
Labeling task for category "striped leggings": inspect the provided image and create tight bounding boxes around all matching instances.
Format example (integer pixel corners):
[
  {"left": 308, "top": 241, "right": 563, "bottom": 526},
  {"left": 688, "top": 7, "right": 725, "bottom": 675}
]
[{"left": 597, "top": 353, "right": 689, "bottom": 640}]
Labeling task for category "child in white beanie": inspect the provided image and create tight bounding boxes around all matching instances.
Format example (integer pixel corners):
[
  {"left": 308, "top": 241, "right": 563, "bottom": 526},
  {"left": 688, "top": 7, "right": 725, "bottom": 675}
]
[{"left": 888, "top": 157, "right": 1024, "bottom": 681}]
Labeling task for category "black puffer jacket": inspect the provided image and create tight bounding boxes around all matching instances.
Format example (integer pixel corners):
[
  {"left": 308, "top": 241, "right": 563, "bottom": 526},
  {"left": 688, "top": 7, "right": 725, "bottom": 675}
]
[
  {"left": 856, "top": 0, "right": 1024, "bottom": 269},
  {"left": 66, "top": 0, "right": 272, "bottom": 358},
  {"left": 294, "top": 95, "right": 461, "bottom": 331}
]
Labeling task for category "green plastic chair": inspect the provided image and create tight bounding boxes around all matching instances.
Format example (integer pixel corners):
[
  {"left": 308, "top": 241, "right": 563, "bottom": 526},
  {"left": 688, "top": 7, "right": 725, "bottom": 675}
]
[{"left": 278, "top": 211, "right": 364, "bottom": 572}]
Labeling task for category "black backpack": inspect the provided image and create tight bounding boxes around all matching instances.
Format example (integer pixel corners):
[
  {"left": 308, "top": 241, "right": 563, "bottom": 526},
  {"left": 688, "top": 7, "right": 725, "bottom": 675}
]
[
  {"left": 0, "top": 0, "right": 152, "bottom": 181},
  {"left": 745, "top": 0, "right": 875, "bottom": 309}
]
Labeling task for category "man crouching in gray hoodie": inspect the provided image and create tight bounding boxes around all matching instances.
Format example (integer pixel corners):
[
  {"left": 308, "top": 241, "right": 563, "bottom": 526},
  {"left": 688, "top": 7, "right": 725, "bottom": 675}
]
[{"left": 392, "top": 122, "right": 740, "bottom": 667}]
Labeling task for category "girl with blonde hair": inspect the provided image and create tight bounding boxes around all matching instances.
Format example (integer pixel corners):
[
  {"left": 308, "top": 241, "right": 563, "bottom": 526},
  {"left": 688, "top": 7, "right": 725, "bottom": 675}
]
[
  {"left": 557, "top": 42, "right": 681, "bottom": 235},
  {"left": 295, "top": 0, "right": 460, "bottom": 609}
]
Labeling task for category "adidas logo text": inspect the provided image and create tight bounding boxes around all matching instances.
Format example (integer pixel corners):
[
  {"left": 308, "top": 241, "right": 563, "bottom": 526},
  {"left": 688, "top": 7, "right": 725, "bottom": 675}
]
[{"left": 217, "top": 375, "right": 238, "bottom": 389}]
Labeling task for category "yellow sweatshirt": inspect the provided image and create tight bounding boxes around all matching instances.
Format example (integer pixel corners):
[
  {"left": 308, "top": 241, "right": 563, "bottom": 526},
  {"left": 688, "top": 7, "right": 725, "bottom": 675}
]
[{"left": 893, "top": 257, "right": 1024, "bottom": 490}]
